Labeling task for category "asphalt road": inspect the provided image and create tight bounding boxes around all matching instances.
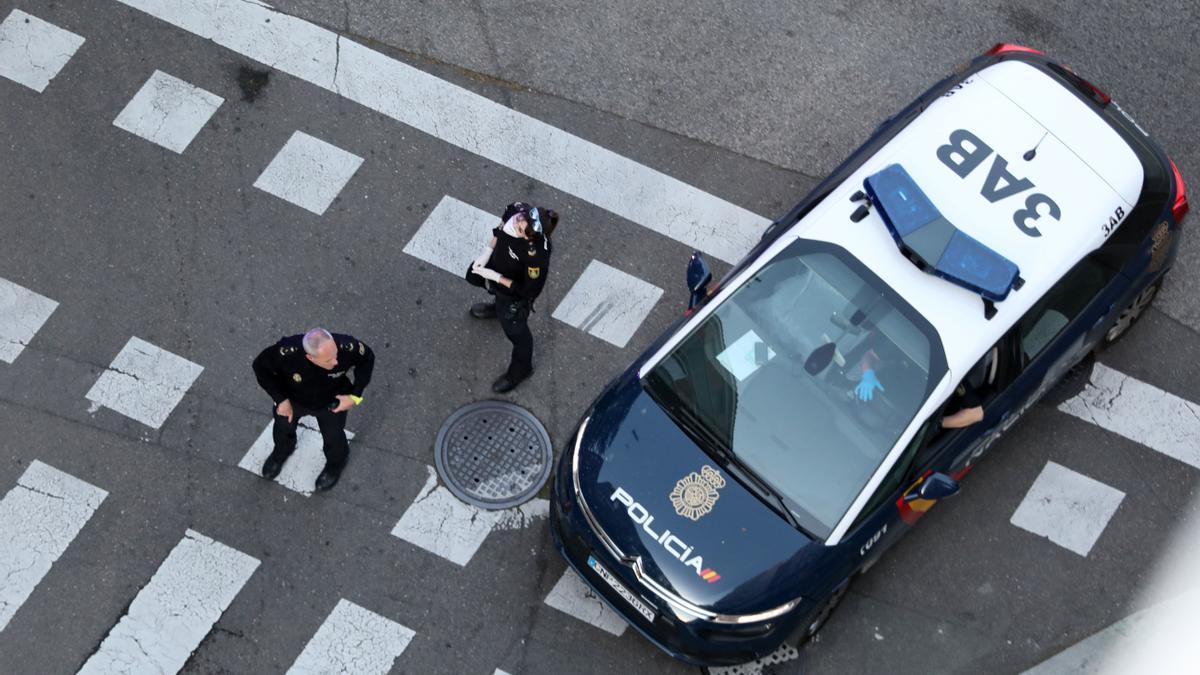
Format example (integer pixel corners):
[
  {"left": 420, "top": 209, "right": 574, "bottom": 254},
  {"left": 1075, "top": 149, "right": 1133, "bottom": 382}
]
[{"left": 0, "top": 1, "right": 1197, "bottom": 674}]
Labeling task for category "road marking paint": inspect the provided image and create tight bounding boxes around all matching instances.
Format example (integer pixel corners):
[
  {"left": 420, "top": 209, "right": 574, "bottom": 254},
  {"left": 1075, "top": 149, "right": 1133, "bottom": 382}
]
[
  {"left": 113, "top": 70, "right": 224, "bottom": 153},
  {"left": 492, "top": 497, "right": 549, "bottom": 531},
  {"left": 84, "top": 336, "right": 203, "bottom": 428},
  {"left": 551, "top": 260, "right": 664, "bottom": 348},
  {"left": 78, "top": 529, "right": 260, "bottom": 675},
  {"left": 543, "top": 568, "right": 627, "bottom": 636},
  {"left": 1059, "top": 363, "right": 1200, "bottom": 470},
  {"left": 402, "top": 196, "right": 496, "bottom": 275},
  {"left": 391, "top": 466, "right": 499, "bottom": 566},
  {"left": 390, "top": 467, "right": 548, "bottom": 566},
  {"left": 238, "top": 417, "right": 355, "bottom": 496},
  {"left": 0, "top": 277, "right": 58, "bottom": 364},
  {"left": 494, "top": 670, "right": 514, "bottom": 675},
  {"left": 114, "top": 0, "right": 770, "bottom": 262},
  {"left": 0, "top": 461, "right": 107, "bottom": 632},
  {"left": 287, "top": 599, "right": 415, "bottom": 675},
  {"left": 253, "top": 130, "right": 364, "bottom": 215},
  {"left": 0, "top": 10, "right": 85, "bottom": 93},
  {"left": 1010, "top": 461, "right": 1125, "bottom": 557}
]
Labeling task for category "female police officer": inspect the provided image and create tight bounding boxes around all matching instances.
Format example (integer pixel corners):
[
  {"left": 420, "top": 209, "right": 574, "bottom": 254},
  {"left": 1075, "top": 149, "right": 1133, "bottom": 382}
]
[{"left": 467, "top": 203, "right": 557, "bottom": 393}]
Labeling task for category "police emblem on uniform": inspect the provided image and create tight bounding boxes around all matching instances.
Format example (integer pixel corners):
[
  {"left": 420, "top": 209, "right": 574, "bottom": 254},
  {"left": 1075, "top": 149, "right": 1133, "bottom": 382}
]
[
  {"left": 359, "top": 342, "right": 365, "bottom": 355},
  {"left": 669, "top": 465, "right": 726, "bottom": 521},
  {"left": 292, "top": 373, "right": 302, "bottom": 383},
  {"left": 527, "top": 266, "right": 541, "bottom": 279}
]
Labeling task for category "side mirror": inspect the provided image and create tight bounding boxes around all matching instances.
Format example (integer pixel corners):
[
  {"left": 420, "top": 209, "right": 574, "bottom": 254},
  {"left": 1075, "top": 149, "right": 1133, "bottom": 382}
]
[
  {"left": 687, "top": 252, "right": 712, "bottom": 310},
  {"left": 906, "top": 473, "right": 960, "bottom": 502}
]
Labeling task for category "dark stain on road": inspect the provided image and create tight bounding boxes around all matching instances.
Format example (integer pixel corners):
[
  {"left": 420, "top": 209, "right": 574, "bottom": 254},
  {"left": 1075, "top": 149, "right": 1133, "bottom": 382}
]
[{"left": 237, "top": 65, "right": 270, "bottom": 102}]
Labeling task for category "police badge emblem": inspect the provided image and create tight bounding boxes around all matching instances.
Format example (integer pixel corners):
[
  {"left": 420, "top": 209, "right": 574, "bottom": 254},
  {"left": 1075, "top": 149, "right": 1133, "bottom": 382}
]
[
  {"left": 528, "top": 266, "right": 541, "bottom": 279},
  {"left": 669, "top": 465, "right": 726, "bottom": 521},
  {"left": 292, "top": 373, "right": 302, "bottom": 382}
]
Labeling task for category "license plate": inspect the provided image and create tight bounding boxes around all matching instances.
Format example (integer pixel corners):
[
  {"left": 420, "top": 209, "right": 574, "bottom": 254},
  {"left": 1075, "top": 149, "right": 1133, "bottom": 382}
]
[{"left": 587, "top": 555, "right": 656, "bottom": 623}]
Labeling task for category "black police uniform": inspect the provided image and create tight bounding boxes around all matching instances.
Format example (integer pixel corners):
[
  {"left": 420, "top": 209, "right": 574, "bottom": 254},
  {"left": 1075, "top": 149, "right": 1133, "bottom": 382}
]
[
  {"left": 251, "top": 333, "right": 375, "bottom": 489},
  {"left": 479, "top": 210, "right": 551, "bottom": 389}
]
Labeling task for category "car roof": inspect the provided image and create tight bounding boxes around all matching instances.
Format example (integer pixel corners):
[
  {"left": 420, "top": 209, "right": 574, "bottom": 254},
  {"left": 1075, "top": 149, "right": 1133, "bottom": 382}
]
[{"left": 798, "top": 60, "right": 1143, "bottom": 387}]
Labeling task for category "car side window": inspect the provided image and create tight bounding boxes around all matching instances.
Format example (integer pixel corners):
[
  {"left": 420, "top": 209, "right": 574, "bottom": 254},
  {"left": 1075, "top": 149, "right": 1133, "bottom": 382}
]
[
  {"left": 849, "top": 418, "right": 935, "bottom": 533},
  {"left": 1017, "top": 256, "right": 1118, "bottom": 362}
]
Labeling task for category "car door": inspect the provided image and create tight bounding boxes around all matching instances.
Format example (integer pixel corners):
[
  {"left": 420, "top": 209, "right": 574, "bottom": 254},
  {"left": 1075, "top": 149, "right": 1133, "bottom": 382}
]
[{"left": 941, "top": 252, "right": 1126, "bottom": 479}]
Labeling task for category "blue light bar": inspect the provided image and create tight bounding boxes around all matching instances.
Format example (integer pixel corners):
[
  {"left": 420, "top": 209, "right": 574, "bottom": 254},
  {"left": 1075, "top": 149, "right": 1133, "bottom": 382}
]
[{"left": 864, "top": 164, "right": 1021, "bottom": 302}]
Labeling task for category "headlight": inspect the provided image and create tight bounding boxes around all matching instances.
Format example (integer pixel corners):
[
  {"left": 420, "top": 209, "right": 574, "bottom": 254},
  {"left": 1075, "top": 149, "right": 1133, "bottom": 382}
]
[
  {"left": 712, "top": 597, "right": 803, "bottom": 625},
  {"left": 570, "top": 415, "right": 590, "bottom": 496}
]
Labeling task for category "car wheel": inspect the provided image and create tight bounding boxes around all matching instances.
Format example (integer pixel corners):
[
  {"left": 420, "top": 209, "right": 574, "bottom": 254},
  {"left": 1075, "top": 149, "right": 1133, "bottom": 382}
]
[
  {"left": 801, "top": 580, "right": 850, "bottom": 642},
  {"left": 1104, "top": 278, "right": 1162, "bottom": 346}
]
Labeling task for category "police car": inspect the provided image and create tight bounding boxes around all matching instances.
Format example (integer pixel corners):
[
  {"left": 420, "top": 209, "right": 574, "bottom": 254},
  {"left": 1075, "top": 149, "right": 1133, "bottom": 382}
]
[{"left": 549, "top": 44, "right": 1188, "bottom": 666}]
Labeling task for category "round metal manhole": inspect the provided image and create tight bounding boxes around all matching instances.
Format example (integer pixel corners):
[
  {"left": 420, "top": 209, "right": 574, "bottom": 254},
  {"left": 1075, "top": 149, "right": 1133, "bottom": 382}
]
[{"left": 433, "top": 401, "right": 553, "bottom": 510}]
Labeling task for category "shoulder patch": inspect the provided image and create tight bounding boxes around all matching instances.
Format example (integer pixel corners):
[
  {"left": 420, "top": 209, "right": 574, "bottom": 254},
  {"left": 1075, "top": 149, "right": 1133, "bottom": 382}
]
[{"left": 359, "top": 341, "right": 365, "bottom": 355}]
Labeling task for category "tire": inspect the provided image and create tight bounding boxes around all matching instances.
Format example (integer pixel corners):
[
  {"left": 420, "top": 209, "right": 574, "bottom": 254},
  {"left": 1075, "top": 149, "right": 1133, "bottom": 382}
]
[
  {"left": 800, "top": 580, "right": 850, "bottom": 642},
  {"left": 1104, "top": 277, "right": 1163, "bottom": 346}
]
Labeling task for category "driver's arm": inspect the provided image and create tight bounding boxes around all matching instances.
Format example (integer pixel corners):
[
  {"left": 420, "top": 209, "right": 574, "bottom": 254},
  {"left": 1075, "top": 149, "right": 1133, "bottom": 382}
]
[{"left": 941, "top": 405, "right": 984, "bottom": 429}]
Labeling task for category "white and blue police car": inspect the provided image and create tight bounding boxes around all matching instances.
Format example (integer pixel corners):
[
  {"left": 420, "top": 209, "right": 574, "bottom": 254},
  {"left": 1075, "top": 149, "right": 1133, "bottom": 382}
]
[{"left": 549, "top": 44, "right": 1188, "bottom": 666}]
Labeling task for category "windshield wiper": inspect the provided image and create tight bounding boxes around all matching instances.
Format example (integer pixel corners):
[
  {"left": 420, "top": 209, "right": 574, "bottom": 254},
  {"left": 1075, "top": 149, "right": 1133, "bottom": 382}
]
[{"left": 666, "top": 402, "right": 803, "bottom": 531}]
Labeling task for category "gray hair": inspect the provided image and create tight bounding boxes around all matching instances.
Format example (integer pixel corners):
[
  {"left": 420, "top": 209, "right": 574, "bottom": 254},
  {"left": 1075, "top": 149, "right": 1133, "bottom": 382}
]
[{"left": 302, "top": 328, "right": 334, "bottom": 355}]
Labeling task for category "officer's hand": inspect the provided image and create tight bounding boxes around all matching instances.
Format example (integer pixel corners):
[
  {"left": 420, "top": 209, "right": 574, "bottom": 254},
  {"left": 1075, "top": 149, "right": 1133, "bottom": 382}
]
[
  {"left": 276, "top": 399, "right": 294, "bottom": 423},
  {"left": 472, "top": 264, "right": 502, "bottom": 283},
  {"left": 332, "top": 395, "right": 355, "bottom": 413}
]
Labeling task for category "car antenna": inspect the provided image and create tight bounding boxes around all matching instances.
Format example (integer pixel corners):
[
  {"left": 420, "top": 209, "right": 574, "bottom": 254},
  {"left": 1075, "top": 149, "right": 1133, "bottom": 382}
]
[{"left": 1023, "top": 131, "right": 1049, "bottom": 161}]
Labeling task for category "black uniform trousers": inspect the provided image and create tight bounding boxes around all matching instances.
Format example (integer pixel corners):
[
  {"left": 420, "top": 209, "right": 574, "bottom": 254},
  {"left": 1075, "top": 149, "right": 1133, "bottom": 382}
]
[
  {"left": 270, "top": 405, "right": 350, "bottom": 471},
  {"left": 496, "top": 293, "right": 533, "bottom": 380}
]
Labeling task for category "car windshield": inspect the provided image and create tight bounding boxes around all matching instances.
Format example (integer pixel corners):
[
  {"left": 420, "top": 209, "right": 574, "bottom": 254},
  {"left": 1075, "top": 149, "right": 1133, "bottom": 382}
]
[{"left": 643, "top": 238, "right": 946, "bottom": 539}]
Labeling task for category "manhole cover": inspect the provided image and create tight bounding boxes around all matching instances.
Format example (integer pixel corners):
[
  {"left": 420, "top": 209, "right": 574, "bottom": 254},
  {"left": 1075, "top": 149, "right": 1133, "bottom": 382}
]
[{"left": 433, "top": 401, "right": 553, "bottom": 510}]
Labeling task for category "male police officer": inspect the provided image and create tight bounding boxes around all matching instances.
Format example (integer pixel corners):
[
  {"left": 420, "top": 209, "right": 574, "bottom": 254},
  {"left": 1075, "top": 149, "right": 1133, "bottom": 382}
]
[
  {"left": 252, "top": 328, "right": 375, "bottom": 491},
  {"left": 468, "top": 204, "right": 554, "bottom": 393}
]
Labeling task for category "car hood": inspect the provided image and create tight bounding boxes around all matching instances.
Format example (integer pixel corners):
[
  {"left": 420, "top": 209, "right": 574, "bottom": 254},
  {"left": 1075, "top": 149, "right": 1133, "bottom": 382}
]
[{"left": 577, "top": 377, "right": 824, "bottom": 615}]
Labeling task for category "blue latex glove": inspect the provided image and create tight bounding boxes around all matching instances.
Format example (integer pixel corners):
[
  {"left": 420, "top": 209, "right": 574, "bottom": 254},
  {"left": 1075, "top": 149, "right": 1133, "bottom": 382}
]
[{"left": 855, "top": 369, "right": 884, "bottom": 401}]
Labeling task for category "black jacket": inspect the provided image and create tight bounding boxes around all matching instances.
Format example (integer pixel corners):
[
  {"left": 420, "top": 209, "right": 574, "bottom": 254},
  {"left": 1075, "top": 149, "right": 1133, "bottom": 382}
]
[
  {"left": 252, "top": 333, "right": 375, "bottom": 410},
  {"left": 485, "top": 226, "right": 551, "bottom": 303}
]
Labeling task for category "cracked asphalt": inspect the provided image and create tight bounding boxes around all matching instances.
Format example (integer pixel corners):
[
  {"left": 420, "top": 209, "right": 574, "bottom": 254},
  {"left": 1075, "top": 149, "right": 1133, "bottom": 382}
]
[{"left": 0, "top": 1, "right": 1198, "bottom": 674}]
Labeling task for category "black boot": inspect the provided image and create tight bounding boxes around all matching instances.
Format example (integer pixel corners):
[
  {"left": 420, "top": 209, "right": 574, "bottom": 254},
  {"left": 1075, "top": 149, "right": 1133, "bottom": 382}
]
[
  {"left": 261, "top": 452, "right": 287, "bottom": 480},
  {"left": 470, "top": 301, "right": 497, "bottom": 319},
  {"left": 492, "top": 371, "right": 530, "bottom": 393},
  {"left": 315, "top": 467, "right": 342, "bottom": 492}
]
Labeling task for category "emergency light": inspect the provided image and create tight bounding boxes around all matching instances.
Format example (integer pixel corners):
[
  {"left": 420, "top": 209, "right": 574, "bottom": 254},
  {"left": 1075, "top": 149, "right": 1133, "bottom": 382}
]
[{"left": 861, "top": 163, "right": 1023, "bottom": 318}]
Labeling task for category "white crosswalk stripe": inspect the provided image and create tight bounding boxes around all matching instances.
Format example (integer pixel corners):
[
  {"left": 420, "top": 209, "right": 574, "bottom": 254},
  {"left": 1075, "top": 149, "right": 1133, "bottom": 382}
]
[
  {"left": 253, "top": 130, "right": 364, "bottom": 215},
  {"left": 0, "top": 461, "right": 107, "bottom": 633},
  {"left": 542, "top": 568, "right": 627, "bottom": 637},
  {"left": 552, "top": 260, "right": 664, "bottom": 349},
  {"left": 0, "top": 9, "right": 85, "bottom": 93},
  {"left": 1059, "top": 363, "right": 1200, "bottom": 470},
  {"left": 402, "top": 196, "right": 497, "bottom": 276},
  {"left": 78, "top": 529, "right": 260, "bottom": 675},
  {"left": 84, "top": 336, "right": 204, "bottom": 428},
  {"left": 0, "top": 277, "right": 58, "bottom": 364},
  {"left": 113, "top": 70, "right": 224, "bottom": 153},
  {"left": 113, "top": 0, "right": 770, "bottom": 263},
  {"left": 1010, "top": 461, "right": 1125, "bottom": 557},
  {"left": 390, "top": 466, "right": 547, "bottom": 566},
  {"left": 287, "top": 599, "right": 415, "bottom": 675},
  {"left": 238, "top": 417, "right": 355, "bottom": 496}
]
